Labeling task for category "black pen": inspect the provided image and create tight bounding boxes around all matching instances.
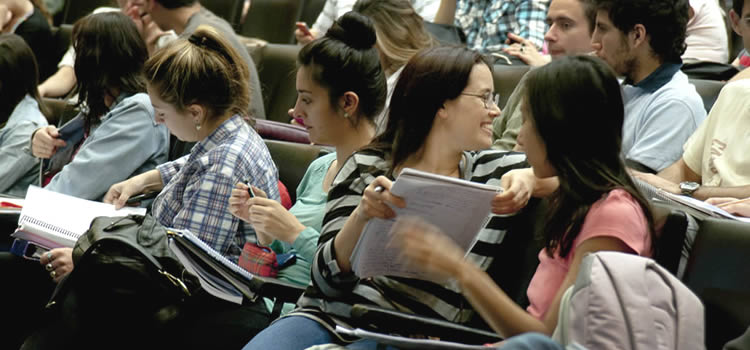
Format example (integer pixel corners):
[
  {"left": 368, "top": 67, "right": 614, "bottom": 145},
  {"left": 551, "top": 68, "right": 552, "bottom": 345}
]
[{"left": 125, "top": 191, "right": 158, "bottom": 205}]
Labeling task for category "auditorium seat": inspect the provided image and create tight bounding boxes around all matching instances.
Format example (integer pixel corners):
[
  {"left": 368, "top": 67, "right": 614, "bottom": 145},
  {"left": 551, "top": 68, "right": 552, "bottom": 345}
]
[
  {"left": 682, "top": 217, "right": 750, "bottom": 350},
  {"left": 202, "top": 0, "right": 244, "bottom": 32},
  {"left": 240, "top": 0, "right": 301, "bottom": 44},
  {"left": 60, "top": 0, "right": 114, "bottom": 24},
  {"left": 249, "top": 43, "right": 301, "bottom": 124},
  {"left": 689, "top": 78, "right": 725, "bottom": 113},
  {"left": 298, "top": 0, "right": 325, "bottom": 27},
  {"left": 492, "top": 65, "right": 531, "bottom": 109},
  {"left": 263, "top": 139, "right": 328, "bottom": 203}
]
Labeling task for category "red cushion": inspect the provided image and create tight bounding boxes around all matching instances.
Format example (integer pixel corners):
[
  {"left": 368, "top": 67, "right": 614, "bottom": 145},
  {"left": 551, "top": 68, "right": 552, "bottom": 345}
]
[{"left": 278, "top": 180, "right": 292, "bottom": 209}]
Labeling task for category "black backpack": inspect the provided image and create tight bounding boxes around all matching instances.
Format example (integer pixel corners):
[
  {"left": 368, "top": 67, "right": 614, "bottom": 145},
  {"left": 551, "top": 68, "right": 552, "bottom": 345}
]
[{"left": 25, "top": 214, "right": 202, "bottom": 349}]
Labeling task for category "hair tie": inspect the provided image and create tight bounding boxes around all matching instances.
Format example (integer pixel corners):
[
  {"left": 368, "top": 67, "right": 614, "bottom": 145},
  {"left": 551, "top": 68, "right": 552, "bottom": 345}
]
[{"left": 188, "top": 35, "right": 208, "bottom": 47}]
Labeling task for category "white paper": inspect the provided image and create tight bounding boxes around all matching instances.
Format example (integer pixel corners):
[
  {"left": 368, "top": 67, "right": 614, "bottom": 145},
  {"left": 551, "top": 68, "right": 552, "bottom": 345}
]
[
  {"left": 11, "top": 186, "right": 146, "bottom": 248},
  {"left": 351, "top": 168, "right": 500, "bottom": 279},
  {"left": 656, "top": 188, "right": 750, "bottom": 223},
  {"left": 335, "top": 326, "right": 490, "bottom": 350}
]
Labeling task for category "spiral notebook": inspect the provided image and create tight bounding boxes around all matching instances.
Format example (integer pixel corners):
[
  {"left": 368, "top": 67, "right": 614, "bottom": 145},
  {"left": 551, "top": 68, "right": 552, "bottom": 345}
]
[
  {"left": 166, "top": 228, "right": 262, "bottom": 304},
  {"left": 11, "top": 186, "right": 146, "bottom": 248}
]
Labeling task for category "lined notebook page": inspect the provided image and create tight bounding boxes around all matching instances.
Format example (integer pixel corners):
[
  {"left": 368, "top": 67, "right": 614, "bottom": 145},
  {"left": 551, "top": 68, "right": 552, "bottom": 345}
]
[
  {"left": 351, "top": 168, "right": 501, "bottom": 279},
  {"left": 13, "top": 186, "right": 146, "bottom": 248}
]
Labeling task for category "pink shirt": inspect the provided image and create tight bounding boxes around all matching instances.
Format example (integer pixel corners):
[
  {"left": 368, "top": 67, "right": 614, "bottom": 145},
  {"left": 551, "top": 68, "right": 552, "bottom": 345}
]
[{"left": 526, "top": 189, "right": 651, "bottom": 319}]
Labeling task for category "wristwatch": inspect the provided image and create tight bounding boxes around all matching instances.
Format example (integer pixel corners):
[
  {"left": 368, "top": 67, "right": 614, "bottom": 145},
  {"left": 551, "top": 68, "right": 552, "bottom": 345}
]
[{"left": 679, "top": 181, "right": 700, "bottom": 197}]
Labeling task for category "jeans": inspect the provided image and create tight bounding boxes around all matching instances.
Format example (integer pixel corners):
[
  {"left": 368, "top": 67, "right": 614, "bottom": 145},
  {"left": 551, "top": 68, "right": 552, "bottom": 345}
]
[{"left": 244, "top": 315, "right": 398, "bottom": 350}]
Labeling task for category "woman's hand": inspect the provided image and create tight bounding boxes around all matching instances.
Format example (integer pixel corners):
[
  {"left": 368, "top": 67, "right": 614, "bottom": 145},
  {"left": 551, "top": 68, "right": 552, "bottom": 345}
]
[
  {"left": 494, "top": 168, "right": 535, "bottom": 214},
  {"left": 229, "top": 182, "right": 262, "bottom": 223},
  {"left": 104, "top": 177, "right": 145, "bottom": 209},
  {"left": 31, "top": 126, "right": 67, "bottom": 159},
  {"left": 248, "top": 195, "right": 306, "bottom": 245},
  {"left": 40, "top": 248, "right": 74, "bottom": 283},
  {"left": 389, "top": 216, "right": 467, "bottom": 283},
  {"left": 354, "top": 176, "right": 406, "bottom": 223}
]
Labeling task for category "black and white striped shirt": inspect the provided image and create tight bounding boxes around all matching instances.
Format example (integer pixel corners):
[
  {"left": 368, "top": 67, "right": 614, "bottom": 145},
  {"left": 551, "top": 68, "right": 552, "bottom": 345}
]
[{"left": 288, "top": 147, "right": 529, "bottom": 336}]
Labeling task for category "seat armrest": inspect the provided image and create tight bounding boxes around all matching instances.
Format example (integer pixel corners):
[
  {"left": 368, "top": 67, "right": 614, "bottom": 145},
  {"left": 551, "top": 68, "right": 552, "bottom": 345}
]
[
  {"left": 252, "top": 276, "right": 306, "bottom": 304},
  {"left": 350, "top": 304, "right": 502, "bottom": 344},
  {"left": 255, "top": 119, "right": 311, "bottom": 144}
]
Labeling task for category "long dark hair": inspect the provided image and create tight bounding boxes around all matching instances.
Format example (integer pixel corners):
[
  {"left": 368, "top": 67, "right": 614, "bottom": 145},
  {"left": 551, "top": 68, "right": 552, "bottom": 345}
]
[
  {"left": 0, "top": 33, "right": 47, "bottom": 127},
  {"left": 298, "top": 12, "right": 386, "bottom": 127},
  {"left": 369, "top": 46, "right": 492, "bottom": 175},
  {"left": 73, "top": 12, "right": 147, "bottom": 132},
  {"left": 525, "top": 55, "right": 654, "bottom": 258}
]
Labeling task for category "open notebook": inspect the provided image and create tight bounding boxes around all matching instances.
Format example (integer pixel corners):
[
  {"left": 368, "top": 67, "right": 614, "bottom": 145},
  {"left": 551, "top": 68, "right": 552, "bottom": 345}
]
[
  {"left": 11, "top": 186, "right": 146, "bottom": 249},
  {"left": 634, "top": 178, "right": 750, "bottom": 223},
  {"left": 351, "top": 168, "right": 502, "bottom": 279}
]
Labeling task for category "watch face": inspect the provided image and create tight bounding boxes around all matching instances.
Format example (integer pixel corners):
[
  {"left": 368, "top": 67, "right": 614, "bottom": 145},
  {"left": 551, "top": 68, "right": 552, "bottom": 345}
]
[{"left": 680, "top": 182, "right": 700, "bottom": 193}]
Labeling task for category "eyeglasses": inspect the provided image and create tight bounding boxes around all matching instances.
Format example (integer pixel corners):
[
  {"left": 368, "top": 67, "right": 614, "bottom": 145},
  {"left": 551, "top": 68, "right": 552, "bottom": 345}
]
[{"left": 461, "top": 92, "right": 500, "bottom": 109}]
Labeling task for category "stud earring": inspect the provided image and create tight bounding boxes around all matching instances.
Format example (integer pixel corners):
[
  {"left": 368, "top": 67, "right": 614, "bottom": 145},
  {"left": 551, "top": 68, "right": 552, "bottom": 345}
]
[
  {"left": 195, "top": 124, "right": 202, "bottom": 131},
  {"left": 343, "top": 112, "right": 350, "bottom": 119}
]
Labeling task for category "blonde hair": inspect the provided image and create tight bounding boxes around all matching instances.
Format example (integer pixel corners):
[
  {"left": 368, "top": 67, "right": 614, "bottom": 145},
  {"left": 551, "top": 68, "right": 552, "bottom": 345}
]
[
  {"left": 353, "top": 0, "right": 436, "bottom": 76},
  {"left": 144, "top": 25, "right": 250, "bottom": 121}
]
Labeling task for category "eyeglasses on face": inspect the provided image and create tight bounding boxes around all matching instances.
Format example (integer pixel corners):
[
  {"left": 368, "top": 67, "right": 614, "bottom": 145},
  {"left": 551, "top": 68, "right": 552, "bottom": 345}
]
[{"left": 461, "top": 91, "right": 500, "bottom": 109}]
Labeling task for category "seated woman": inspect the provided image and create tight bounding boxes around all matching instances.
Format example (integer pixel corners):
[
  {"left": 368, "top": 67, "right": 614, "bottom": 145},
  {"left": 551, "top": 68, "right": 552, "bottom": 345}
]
[
  {"left": 30, "top": 12, "right": 169, "bottom": 201},
  {"left": 391, "top": 55, "right": 655, "bottom": 339},
  {"left": 352, "top": 0, "right": 435, "bottom": 134},
  {"left": 228, "top": 12, "right": 386, "bottom": 315},
  {"left": 0, "top": 0, "right": 54, "bottom": 79},
  {"left": 245, "top": 46, "right": 544, "bottom": 349},
  {"left": 0, "top": 33, "right": 47, "bottom": 197}
]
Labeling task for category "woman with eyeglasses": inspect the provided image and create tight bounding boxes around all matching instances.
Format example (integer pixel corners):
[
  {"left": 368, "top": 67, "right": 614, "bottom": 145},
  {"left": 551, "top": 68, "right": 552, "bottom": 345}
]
[
  {"left": 245, "top": 45, "right": 550, "bottom": 349},
  {"left": 390, "top": 55, "right": 655, "bottom": 341}
]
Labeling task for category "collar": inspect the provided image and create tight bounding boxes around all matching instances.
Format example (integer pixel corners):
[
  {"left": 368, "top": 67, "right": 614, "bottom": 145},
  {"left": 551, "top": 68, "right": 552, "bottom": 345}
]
[
  {"left": 625, "top": 61, "right": 682, "bottom": 93},
  {"left": 190, "top": 114, "right": 246, "bottom": 158},
  {"left": 100, "top": 92, "right": 134, "bottom": 122}
]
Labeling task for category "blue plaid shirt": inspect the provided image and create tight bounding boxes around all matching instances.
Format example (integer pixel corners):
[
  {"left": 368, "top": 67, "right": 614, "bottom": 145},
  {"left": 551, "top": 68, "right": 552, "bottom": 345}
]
[
  {"left": 456, "top": 0, "right": 549, "bottom": 53},
  {"left": 152, "top": 115, "right": 279, "bottom": 262}
]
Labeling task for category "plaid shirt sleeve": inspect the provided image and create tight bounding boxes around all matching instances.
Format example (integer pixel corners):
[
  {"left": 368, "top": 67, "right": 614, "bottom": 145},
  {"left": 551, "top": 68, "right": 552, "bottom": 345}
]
[
  {"left": 157, "top": 155, "right": 188, "bottom": 186},
  {"left": 513, "top": 0, "right": 549, "bottom": 49},
  {"left": 170, "top": 170, "right": 241, "bottom": 258}
]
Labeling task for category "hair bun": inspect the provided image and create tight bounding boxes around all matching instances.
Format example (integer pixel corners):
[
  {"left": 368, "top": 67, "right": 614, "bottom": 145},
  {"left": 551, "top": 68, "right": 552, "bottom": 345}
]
[{"left": 325, "top": 12, "right": 376, "bottom": 50}]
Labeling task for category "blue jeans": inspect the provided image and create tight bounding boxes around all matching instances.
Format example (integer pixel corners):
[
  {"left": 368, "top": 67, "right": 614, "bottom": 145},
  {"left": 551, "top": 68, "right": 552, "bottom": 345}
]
[
  {"left": 244, "top": 316, "right": 397, "bottom": 350},
  {"left": 501, "top": 333, "right": 566, "bottom": 350}
]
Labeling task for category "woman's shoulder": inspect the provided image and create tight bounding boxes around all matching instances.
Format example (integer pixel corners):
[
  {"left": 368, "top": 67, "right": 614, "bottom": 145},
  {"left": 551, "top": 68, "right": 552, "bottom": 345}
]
[
  {"left": 308, "top": 152, "right": 336, "bottom": 172},
  {"left": 577, "top": 189, "right": 651, "bottom": 253},
  {"left": 109, "top": 93, "right": 155, "bottom": 119}
]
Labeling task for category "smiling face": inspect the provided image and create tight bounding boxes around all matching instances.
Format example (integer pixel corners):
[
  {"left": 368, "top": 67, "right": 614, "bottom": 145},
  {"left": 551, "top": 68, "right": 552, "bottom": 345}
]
[
  {"left": 545, "top": 0, "right": 594, "bottom": 59},
  {"left": 291, "top": 65, "right": 347, "bottom": 146},
  {"left": 440, "top": 63, "right": 499, "bottom": 151},
  {"left": 147, "top": 84, "right": 198, "bottom": 141}
]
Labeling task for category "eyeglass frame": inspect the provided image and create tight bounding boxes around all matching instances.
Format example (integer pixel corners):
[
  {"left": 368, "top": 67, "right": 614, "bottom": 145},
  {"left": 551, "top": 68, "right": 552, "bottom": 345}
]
[{"left": 460, "top": 91, "right": 501, "bottom": 109}]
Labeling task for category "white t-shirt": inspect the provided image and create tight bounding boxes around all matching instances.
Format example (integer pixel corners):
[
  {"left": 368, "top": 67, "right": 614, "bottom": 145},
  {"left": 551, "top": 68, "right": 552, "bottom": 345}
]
[
  {"left": 683, "top": 0, "right": 729, "bottom": 64},
  {"left": 58, "top": 7, "right": 176, "bottom": 68},
  {"left": 682, "top": 79, "right": 750, "bottom": 187},
  {"left": 311, "top": 0, "right": 441, "bottom": 35}
]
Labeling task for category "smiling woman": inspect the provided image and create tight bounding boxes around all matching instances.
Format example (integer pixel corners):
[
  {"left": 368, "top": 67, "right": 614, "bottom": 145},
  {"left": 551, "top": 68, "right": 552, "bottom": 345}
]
[{"left": 244, "top": 45, "right": 539, "bottom": 350}]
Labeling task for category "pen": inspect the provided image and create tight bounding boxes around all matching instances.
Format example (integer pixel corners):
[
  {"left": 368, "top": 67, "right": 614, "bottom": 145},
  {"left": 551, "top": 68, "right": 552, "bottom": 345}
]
[
  {"left": 716, "top": 197, "right": 750, "bottom": 208},
  {"left": 374, "top": 186, "right": 384, "bottom": 193},
  {"left": 125, "top": 192, "right": 158, "bottom": 205},
  {"left": 245, "top": 180, "right": 256, "bottom": 198},
  {"left": 0, "top": 201, "right": 22, "bottom": 209}
]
